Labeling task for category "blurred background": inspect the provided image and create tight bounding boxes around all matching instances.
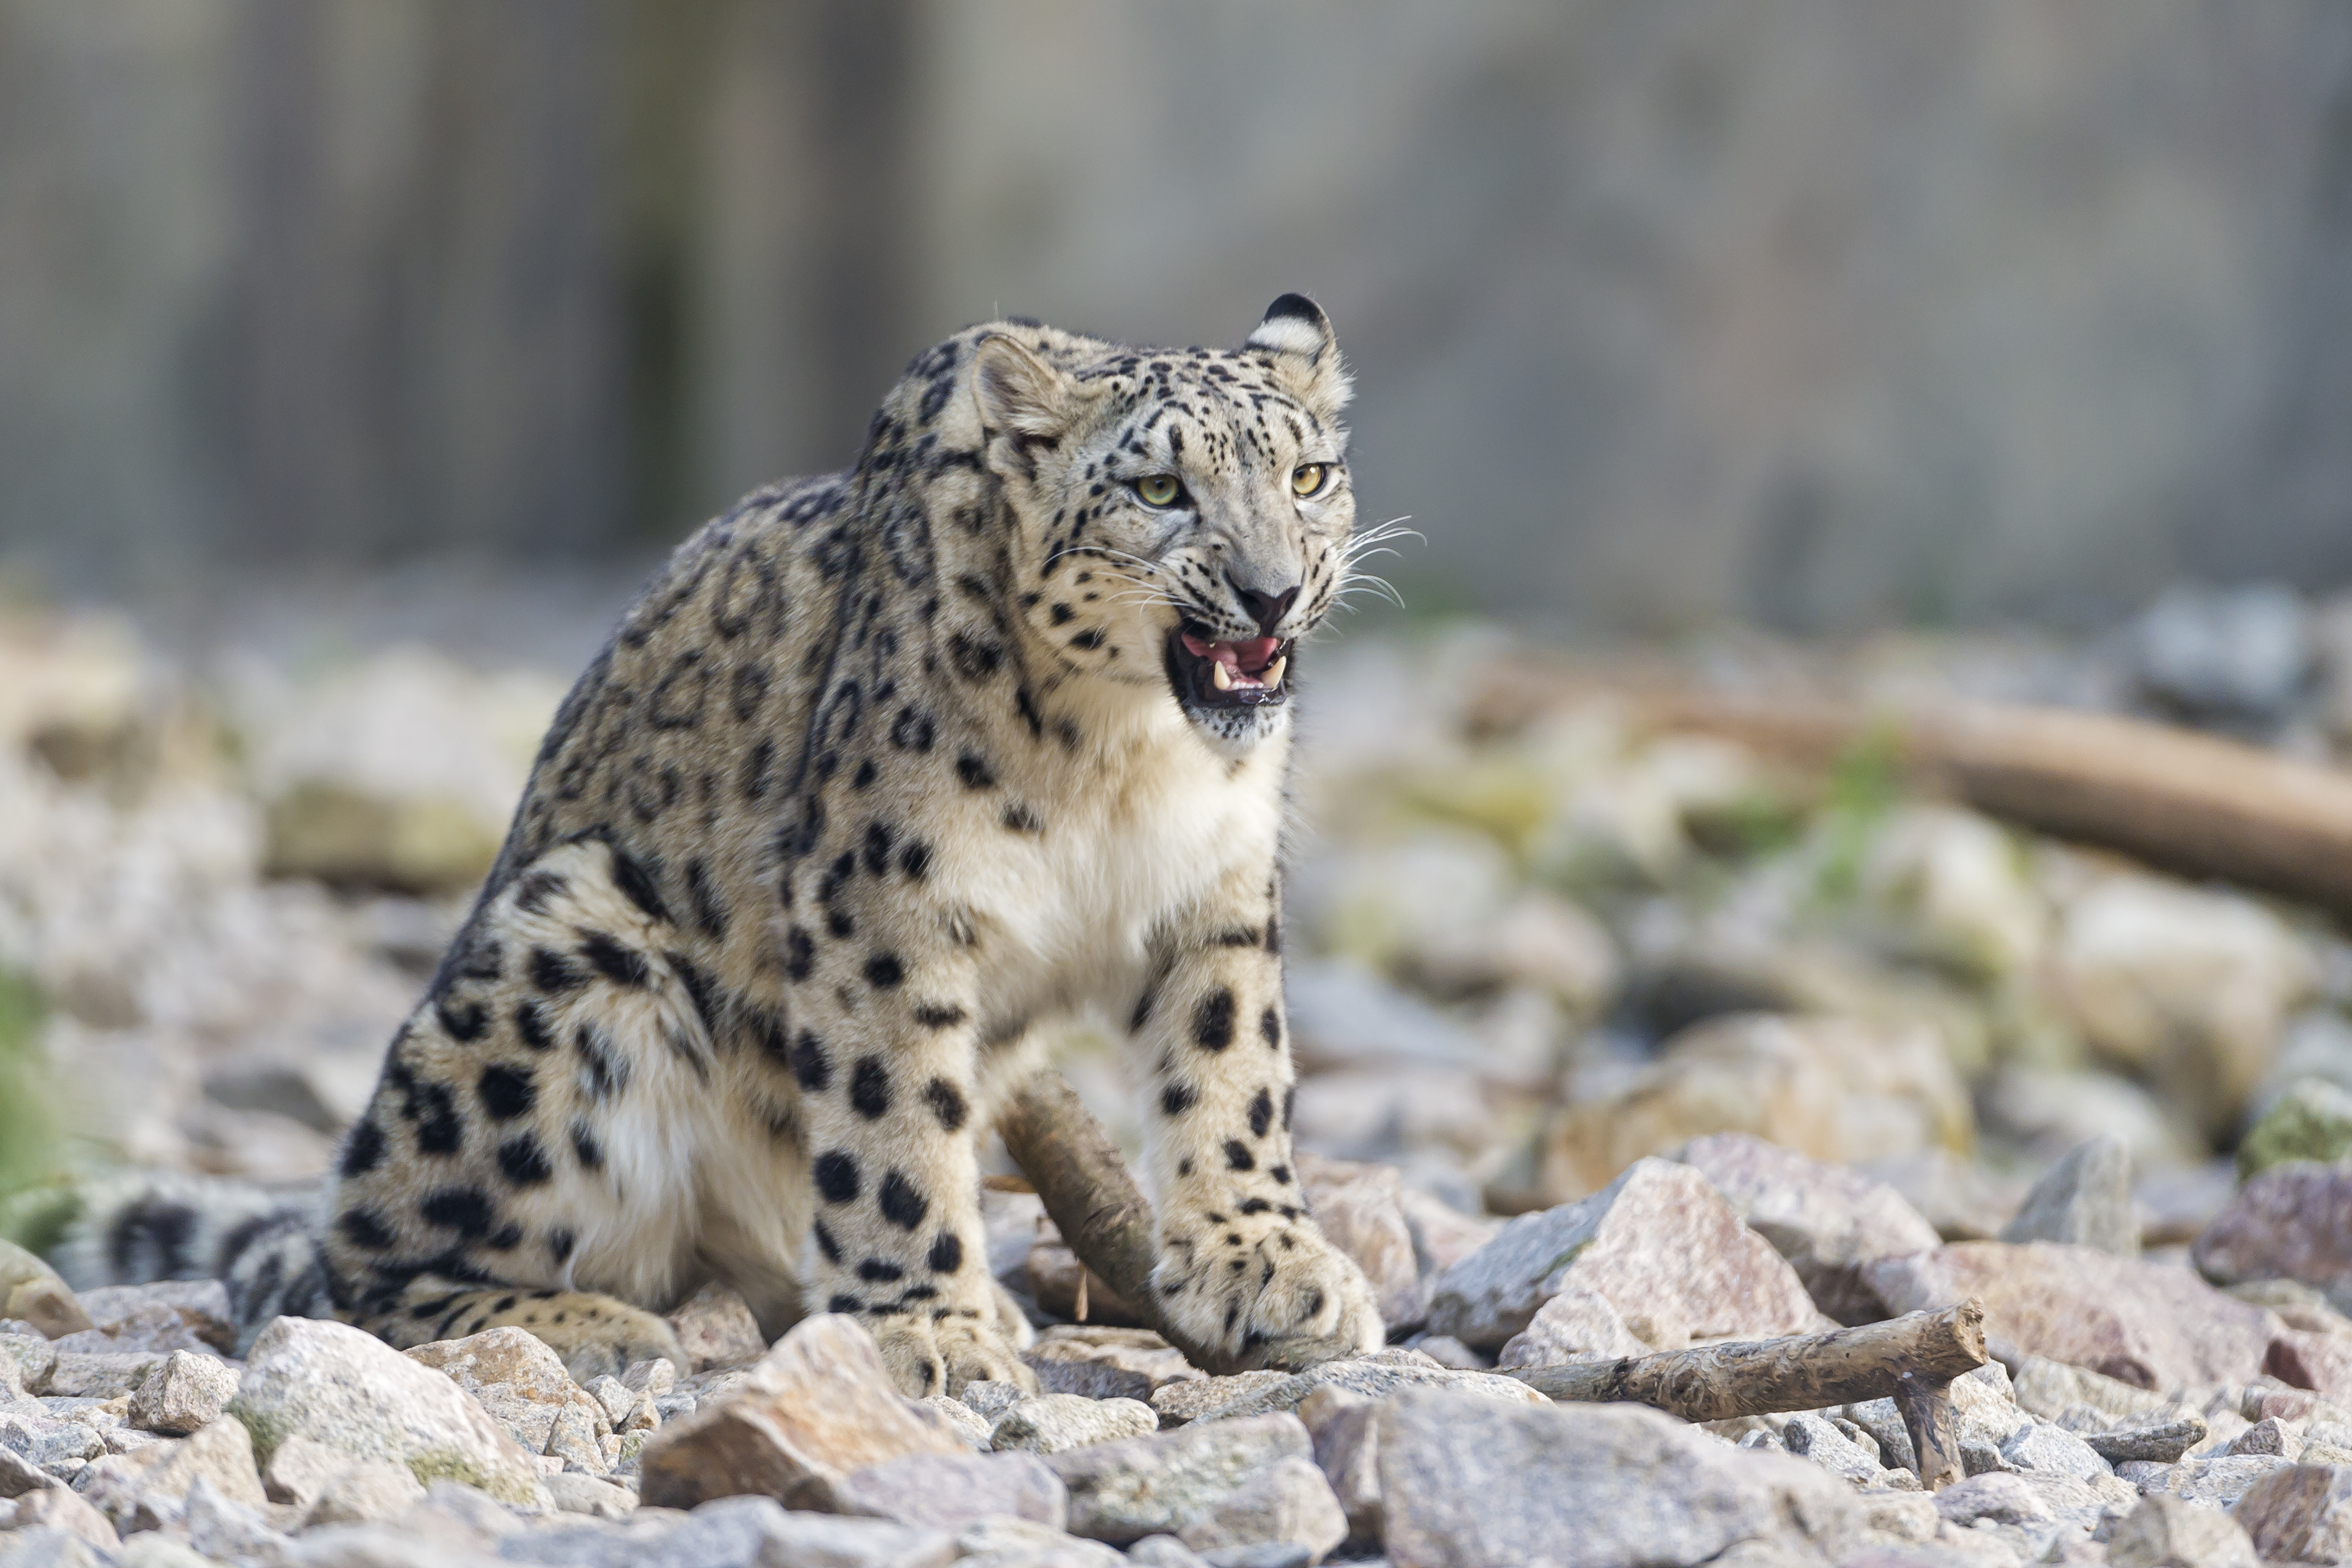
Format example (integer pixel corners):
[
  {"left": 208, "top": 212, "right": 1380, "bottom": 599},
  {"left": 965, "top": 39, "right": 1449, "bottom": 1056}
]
[
  {"left": 5, "top": 1, "right": 2352, "bottom": 1282},
  {"left": 7, "top": 0, "right": 2352, "bottom": 630}
]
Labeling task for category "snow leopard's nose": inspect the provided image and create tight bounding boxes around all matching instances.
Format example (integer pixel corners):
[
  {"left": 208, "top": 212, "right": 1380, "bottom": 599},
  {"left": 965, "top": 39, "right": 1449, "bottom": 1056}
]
[{"left": 1232, "top": 581, "right": 1301, "bottom": 637}]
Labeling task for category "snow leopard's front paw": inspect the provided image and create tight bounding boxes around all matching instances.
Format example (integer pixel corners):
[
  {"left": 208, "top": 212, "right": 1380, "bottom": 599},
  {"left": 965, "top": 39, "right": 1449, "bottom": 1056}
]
[
  {"left": 867, "top": 1302, "right": 1039, "bottom": 1398},
  {"left": 1151, "top": 1209, "right": 1384, "bottom": 1372}
]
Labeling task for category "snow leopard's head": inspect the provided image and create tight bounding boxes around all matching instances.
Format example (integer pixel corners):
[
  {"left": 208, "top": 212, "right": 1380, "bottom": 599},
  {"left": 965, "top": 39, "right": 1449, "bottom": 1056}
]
[{"left": 972, "top": 295, "right": 1364, "bottom": 755}]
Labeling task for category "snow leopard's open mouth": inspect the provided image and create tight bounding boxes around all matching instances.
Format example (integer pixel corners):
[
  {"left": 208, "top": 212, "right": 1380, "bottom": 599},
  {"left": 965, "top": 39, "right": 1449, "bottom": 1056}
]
[{"left": 1166, "top": 623, "right": 1293, "bottom": 711}]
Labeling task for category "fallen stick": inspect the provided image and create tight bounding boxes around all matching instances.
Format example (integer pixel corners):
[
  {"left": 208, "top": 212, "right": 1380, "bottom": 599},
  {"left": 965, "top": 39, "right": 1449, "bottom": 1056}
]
[
  {"left": 1475, "top": 664, "right": 2352, "bottom": 923},
  {"left": 997, "top": 1070, "right": 1359, "bottom": 1376},
  {"left": 1504, "top": 1300, "right": 1987, "bottom": 1488}
]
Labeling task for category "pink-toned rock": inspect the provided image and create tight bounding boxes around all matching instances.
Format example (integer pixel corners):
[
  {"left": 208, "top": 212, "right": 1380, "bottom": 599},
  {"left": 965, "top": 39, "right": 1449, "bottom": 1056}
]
[
  {"left": 663, "top": 1281, "right": 768, "bottom": 1371},
  {"left": 1864, "top": 1242, "right": 2285, "bottom": 1391},
  {"left": 1024, "top": 1326, "right": 1198, "bottom": 1400},
  {"left": 0, "top": 1239, "right": 90, "bottom": 1340},
  {"left": 1397, "top": 1187, "right": 1501, "bottom": 1276},
  {"left": 2231, "top": 1463, "right": 2352, "bottom": 1564},
  {"left": 637, "top": 1313, "right": 965, "bottom": 1511},
  {"left": 1539, "top": 1014, "right": 1972, "bottom": 1203},
  {"left": 1296, "top": 1156, "right": 1430, "bottom": 1330},
  {"left": 1496, "top": 1287, "right": 1650, "bottom": 1369},
  {"left": 1, "top": 1484, "right": 120, "bottom": 1551},
  {"left": 2269, "top": 1330, "right": 2352, "bottom": 1403},
  {"left": 1428, "top": 1158, "right": 1822, "bottom": 1353},
  {"left": 1673, "top": 1132, "right": 1942, "bottom": 1324},
  {"left": 2193, "top": 1163, "right": 2352, "bottom": 1302},
  {"left": 74, "top": 1281, "right": 236, "bottom": 1356}
]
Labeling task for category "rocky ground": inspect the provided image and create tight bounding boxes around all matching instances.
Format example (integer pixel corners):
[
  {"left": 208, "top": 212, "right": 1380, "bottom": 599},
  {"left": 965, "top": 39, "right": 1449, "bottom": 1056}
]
[{"left": 2, "top": 579, "right": 2352, "bottom": 1564}]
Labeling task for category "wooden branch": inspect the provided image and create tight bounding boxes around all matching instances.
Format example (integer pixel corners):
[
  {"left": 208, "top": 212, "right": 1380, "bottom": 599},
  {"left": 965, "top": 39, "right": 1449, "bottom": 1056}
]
[
  {"left": 997, "top": 1071, "right": 1359, "bottom": 1376},
  {"left": 1893, "top": 1368, "right": 1965, "bottom": 1489},
  {"left": 1475, "top": 663, "right": 2352, "bottom": 923},
  {"left": 1506, "top": 1301, "right": 1986, "bottom": 1486}
]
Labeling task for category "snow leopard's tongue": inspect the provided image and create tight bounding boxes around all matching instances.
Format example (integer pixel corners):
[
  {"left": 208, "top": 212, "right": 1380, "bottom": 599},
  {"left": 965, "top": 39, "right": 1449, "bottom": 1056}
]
[{"left": 1180, "top": 633, "right": 1286, "bottom": 690}]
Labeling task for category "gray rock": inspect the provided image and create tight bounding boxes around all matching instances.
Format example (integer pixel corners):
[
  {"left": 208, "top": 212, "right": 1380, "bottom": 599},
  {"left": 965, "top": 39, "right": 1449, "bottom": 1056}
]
[
  {"left": 989, "top": 1394, "right": 1156, "bottom": 1455},
  {"left": 498, "top": 1494, "right": 958, "bottom": 1567},
  {"left": 0, "top": 1485, "right": 118, "bottom": 1551},
  {"left": 821, "top": 1450, "right": 1067, "bottom": 1532},
  {"left": 621, "top": 1358, "right": 678, "bottom": 1398},
  {"left": 2000, "top": 1135, "right": 2138, "bottom": 1256},
  {"left": 177, "top": 1473, "right": 292, "bottom": 1563},
  {"left": 302, "top": 1456, "right": 430, "bottom": 1525},
  {"left": 1180, "top": 1349, "right": 1543, "bottom": 1424},
  {"left": 1428, "top": 1157, "right": 1821, "bottom": 1352},
  {"left": 581, "top": 1375, "right": 637, "bottom": 1428},
  {"left": 950, "top": 1517, "right": 1125, "bottom": 1566},
  {"left": 1172, "top": 1455, "right": 1345, "bottom": 1564},
  {"left": 72, "top": 1281, "right": 236, "bottom": 1357},
  {"left": 0, "top": 1444, "right": 61, "bottom": 1497},
  {"left": 406, "top": 1327, "right": 614, "bottom": 1475},
  {"left": 1023, "top": 1355, "right": 1154, "bottom": 1404},
  {"left": 1149, "top": 1374, "right": 1290, "bottom": 1428},
  {"left": 1950, "top": 1362, "right": 2032, "bottom": 1454},
  {"left": 2010, "top": 1356, "right": 2176, "bottom": 1424},
  {"left": 2134, "top": 582, "right": 2313, "bottom": 722},
  {"left": 1866, "top": 1242, "right": 2285, "bottom": 1392},
  {"left": 1043, "top": 1413, "right": 1311, "bottom": 1546},
  {"left": 273, "top": 1523, "right": 507, "bottom": 1568},
  {"left": 128, "top": 1348, "right": 239, "bottom": 1436},
  {"left": 2231, "top": 1463, "right": 2352, "bottom": 1564},
  {"left": 0, "top": 1241, "right": 90, "bottom": 1342},
  {"left": 1933, "top": 1472, "right": 2053, "bottom": 1527},
  {"left": 540, "top": 1471, "right": 635, "bottom": 1520},
  {"left": 959, "top": 1380, "right": 1033, "bottom": 1422},
  {"left": 2163, "top": 1453, "right": 2290, "bottom": 1508},
  {"left": 1403, "top": 1335, "right": 1487, "bottom": 1370},
  {"left": 2227, "top": 1414, "right": 2304, "bottom": 1459},
  {"left": 41, "top": 1352, "right": 161, "bottom": 1400},
  {"left": 0, "top": 1528, "right": 107, "bottom": 1568},
  {"left": 1125, "top": 1537, "right": 1213, "bottom": 1567},
  {"left": 1672, "top": 1132, "right": 1944, "bottom": 1324},
  {"left": 2084, "top": 1411, "right": 2208, "bottom": 1465},
  {"left": 1374, "top": 1387, "right": 1864, "bottom": 1568},
  {"left": 228, "top": 1314, "right": 544, "bottom": 1506},
  {"left": 263, "top": 1433, "right": 371, "bottom": 1507},
  {"left": 76, "top": 1416, "right": 266, "bottom": 1534},
  {"left": 637, "top": 1314, "right": 965, "bottom": 1512},
  {"left": 1194, "top": 1548, "right": 1313, "bottom": 1568},
  {"left": 0, "top": 1410, "right": 106, "bottom": 1478},
  {"left": 109, "top": 1538, "right": 220, "bottom": 1568},
  {"left": 1839, "top": 1398, "right": 1919, "bottom": 1474},
  {"left": 1295, "top": 1388, "right": 1378, "bottom": 1550},
  {"left": 2105, "top": 1490, "right": 2257, "bottom": 1568},
  {"left": 1999, "top": 1420, "right": 2114, "bottom": 1482},
  {"left": 919, "top": 1395, "right": 991, "bottom": 1449},
  {"left": 1782, "top": 1411, "right": 1881, "bottom": 1482},
  {"left": 0, "top": 1344, "right": 53, "bottom": 1409}
]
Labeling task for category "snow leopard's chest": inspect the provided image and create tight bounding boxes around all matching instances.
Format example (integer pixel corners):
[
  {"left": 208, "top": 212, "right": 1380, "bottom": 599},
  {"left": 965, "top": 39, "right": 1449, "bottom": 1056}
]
[{"left": 928, "top": 703, "right": 1289, "bottom": 1038}]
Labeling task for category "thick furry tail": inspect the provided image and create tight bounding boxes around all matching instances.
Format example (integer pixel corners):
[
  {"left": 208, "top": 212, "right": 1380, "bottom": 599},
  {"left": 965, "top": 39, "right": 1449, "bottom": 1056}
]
[{"left": 53, "top": 1174, "right": 333, "bottom": 1353}]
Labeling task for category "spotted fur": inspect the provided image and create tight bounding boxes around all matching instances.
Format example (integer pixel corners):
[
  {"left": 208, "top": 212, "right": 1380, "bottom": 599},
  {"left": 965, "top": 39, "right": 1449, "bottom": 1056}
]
[{"left": 66, "top": 296, "right": 1384, "bottom": 1392}]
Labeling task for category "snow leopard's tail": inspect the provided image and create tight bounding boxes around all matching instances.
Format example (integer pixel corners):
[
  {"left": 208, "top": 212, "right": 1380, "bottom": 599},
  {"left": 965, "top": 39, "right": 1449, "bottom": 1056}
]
[{"left": 52, "top": 1174, "right": 335, "bottom": 1352}]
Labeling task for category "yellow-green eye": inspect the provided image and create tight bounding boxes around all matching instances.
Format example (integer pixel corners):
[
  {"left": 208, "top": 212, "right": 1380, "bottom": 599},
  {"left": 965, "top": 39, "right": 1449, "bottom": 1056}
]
[
  {"left": 1134, "top": 474, "right": 1183, "bottom": 507},
  {"left": 1291, "top": 463, "right": 1329, "bottom": 498}
]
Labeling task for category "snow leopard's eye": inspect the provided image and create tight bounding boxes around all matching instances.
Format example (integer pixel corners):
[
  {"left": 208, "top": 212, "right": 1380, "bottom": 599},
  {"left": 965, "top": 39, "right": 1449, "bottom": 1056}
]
[
  {"left": 1134, "top": 474, "right": 1185, "bottom": 508},
  {"left": 1290, "top": 463, "right": 1329, "bottom": 498}
]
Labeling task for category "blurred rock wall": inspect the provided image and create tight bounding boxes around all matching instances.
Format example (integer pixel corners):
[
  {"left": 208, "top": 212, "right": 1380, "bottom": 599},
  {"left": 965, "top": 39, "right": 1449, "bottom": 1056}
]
[{"left": 2, "top": 0, "right": 2351, "bottom": 628}]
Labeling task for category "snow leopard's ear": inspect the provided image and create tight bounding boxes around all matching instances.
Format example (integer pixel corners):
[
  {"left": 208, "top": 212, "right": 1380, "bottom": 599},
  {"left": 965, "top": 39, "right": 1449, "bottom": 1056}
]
[
  {"left": 1244, "top": 293, "right": 1352, "bottom": 421},
  {"left": 972, "top": 332, "right": 1085, "bottom": 441}
]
